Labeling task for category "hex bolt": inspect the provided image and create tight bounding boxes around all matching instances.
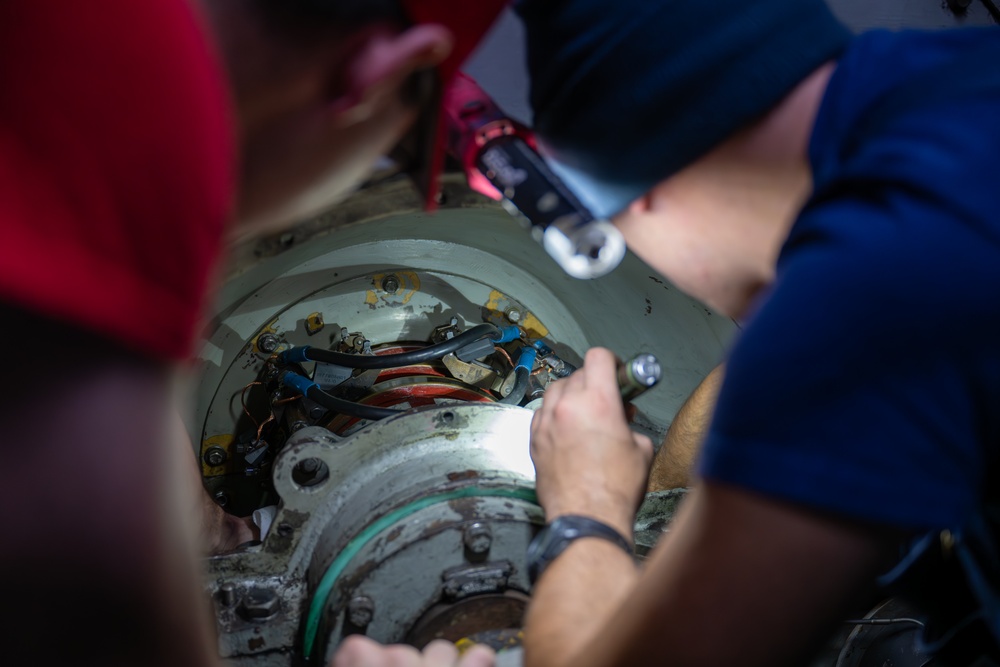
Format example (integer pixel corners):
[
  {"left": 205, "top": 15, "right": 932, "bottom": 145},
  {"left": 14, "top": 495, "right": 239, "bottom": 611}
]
[
  {"left": 463, "top": 522, "right": 493, "bottom": 555},
  {"left": 257, "top": 333, "right": 279, "bottom": 354},
  {"left": 204, "top": 446, "right": 228, "bottom": 467},
  {"left": 238, "top": 587, "right": 281, "bottom": 621},
  {"left": 505, "top": 308, "right": 522, "bottom": 324},
  {"left": 309, "top": 405, "right": 326, "bottom": 420},
  {"left": 218, "top": 582, "right": 237, "bottom": 607},
  {"left": 301, "top": 458, "right": 319, "bottom": 473},
  {"left": 381, "top": 275, "right": 401, "bottom": 294},
  {"left": 347, "top": 596, "right": 375, "bottom": 628}
]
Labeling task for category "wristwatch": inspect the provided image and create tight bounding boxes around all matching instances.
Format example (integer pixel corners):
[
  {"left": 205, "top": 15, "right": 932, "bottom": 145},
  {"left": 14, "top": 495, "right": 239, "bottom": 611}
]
[{"left": 526, "top": 514, "right": 634, "bottom": 585}]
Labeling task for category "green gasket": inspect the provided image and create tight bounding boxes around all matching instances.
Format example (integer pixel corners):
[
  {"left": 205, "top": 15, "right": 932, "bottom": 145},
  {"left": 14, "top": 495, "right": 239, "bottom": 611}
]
[{"left": 303, "top": 485, "right": 539, "bottom": 660}]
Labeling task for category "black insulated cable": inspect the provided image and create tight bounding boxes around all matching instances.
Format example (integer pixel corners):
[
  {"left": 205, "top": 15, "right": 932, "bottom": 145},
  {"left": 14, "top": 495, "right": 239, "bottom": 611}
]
[
  {"left": 279, "top": 370, "right": 400, "bottom": 421},
  {"left": 295, "top": 323, "right": 502, "bottom": 369},
  {"left": 305, "top": 384, "right": 399, "bottom": 421},
  {"left": 499, "top": 366, "right": 531, "bottom": 405}
]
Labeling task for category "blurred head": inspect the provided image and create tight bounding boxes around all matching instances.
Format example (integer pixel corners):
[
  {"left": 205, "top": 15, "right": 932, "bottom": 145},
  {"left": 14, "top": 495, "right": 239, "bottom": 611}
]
[
  {"left": 516, "top": 0, "right": 850, "bottom": 318},
  {"left": 201, "top": 0, "right": 504, "bottom": 236},
  {"left": 518, "top": 0, "right": 850, "bottom": 220}
]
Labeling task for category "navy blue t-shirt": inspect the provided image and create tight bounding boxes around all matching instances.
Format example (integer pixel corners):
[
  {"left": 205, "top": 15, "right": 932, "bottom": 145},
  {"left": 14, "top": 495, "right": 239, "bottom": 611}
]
[{"left": 700, "top": 28, "right": 1000, "bottom": 534}]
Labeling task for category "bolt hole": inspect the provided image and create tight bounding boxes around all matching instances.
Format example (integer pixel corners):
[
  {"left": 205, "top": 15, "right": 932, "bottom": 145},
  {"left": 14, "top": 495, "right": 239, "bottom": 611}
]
[
  {"left": 441, "top": 411, "right": 455, "bottom": 424},
  {"left": 276, "top": 522, "right": 294, "bottom": 538},
  {"left": 292, "top": 458, "right": 330, "bottom": 488}
]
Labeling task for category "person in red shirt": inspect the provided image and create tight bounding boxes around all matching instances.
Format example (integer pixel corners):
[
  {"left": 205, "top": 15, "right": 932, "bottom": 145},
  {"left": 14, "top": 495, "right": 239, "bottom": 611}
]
[{"left": 0, "top": 2, "right": 503, "bottom": 666}]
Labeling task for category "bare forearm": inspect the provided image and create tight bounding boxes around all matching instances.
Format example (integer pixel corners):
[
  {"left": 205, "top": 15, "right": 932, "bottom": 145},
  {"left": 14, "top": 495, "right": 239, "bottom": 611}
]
[
  {"left": 647, "top": 365, "right": 724, "bottom": 491},
  {"left": 528, "top": 484, "right": 891, "bottom": 667},
  {"left": 524, "top": 540, "right": 639, "bottom": 667}
]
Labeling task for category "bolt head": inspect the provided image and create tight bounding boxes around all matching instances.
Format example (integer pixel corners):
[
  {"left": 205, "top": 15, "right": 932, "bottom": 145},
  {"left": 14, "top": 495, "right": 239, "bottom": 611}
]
[
  {"left": 204, "top": 446, "right": 228, "bottom": 467},
  {"left": 218, "top": 582, "right": 237, "bottom": 607},
  {"left": 381, "top": 275, "right": 401, "bottom": 294},
  {"left": 257, "top": 333, "right": 279, "bottom": 354},
  {"left": 463, "top": 522, "right": 493, "bottom": 555},
  {"left": 238, "top": 587, "right": 281, "bottom": 621},
  {"left": 347, "top": 596, "right": 375, "bottom": 627},
  {"left": 505, "top": 309, "right": 522, "bottom": 323}
]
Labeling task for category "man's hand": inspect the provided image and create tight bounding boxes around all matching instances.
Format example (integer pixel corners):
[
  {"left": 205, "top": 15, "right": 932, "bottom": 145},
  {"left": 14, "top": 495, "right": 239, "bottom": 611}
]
[
  {"left": 332, "top": 636, "right": 495, "bottom": 667},
  {"left": 530, "top": 347, "right": 653, "bottom": 534}
]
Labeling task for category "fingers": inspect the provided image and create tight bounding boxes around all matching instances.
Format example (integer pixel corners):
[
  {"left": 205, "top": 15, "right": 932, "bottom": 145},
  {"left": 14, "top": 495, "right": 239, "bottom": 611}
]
[
  {"left": 332, "top": 635, "right": 390, "bottom": 667},
  {"left": 459, "top": 645, "right": 496, "bottom": 667},
  {"left": 422, "top": 640, "right": 459, "bottom": 664},
  {"left": 331, "top": 637, "right": 495, "bottom": 667},
  {"left": 581, "top": 347, "right": 619, "bottom": 395},
  {"left": 633, "top": 432, "right": 654, "bottom": 459}
]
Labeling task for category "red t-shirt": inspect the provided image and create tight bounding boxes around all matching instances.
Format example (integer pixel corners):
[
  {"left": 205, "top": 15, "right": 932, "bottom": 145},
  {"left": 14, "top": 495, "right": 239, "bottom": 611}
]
[{"left": 0, "top": 0, "right": 235, "bottom": 360}]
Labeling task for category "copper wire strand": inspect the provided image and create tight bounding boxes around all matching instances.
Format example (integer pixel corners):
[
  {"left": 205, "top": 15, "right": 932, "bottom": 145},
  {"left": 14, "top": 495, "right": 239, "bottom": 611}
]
[
  {"left": 240, "top": 381, "right": 300, "bottom": 442},
  {"left": 240, "top": 381, "right": 265, "bottom": 432},
  {"left": 494, "top": 345, "right": 514, "bottom": 370}
]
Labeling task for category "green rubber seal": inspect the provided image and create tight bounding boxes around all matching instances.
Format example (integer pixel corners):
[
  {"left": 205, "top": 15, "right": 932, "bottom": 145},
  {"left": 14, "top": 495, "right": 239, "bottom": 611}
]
[{"left": 303, "top": 485, "right": 539, "bottom": 661}]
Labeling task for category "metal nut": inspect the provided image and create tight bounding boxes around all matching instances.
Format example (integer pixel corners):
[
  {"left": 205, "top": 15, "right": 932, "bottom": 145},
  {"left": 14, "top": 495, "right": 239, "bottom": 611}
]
[
  {"left": 347, "top": 596, "right": 375, "bottom": 628},
  {"left": 463, "top": 522, "right": 493, "bottom": 555},
  {"left": 257, "top": 333, "right": 279, "bottom": 354},
  {"left": 238, "top": 587, "right": 281, "bottom": 621},
  {"left": 204, "top": 446, "right": 228, "bottom": 467},
  {"left": 381, "top": 275, "right": 401, "bottom": 294}
]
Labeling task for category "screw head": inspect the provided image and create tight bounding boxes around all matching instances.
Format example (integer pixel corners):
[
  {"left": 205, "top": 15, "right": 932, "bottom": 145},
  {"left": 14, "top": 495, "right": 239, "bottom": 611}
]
[
  {"left": 309, "top": 405, "right": 326, "bottom": 420},
  {"left": 463, "top": 522, "right": 493, "bottom": 555},
  {"left": 238, "top": 587, "right": 281, "bottom": 621},
  {"left": 505, "top": 309, "right": 522, "bottom": 324},
  {"left": 347, "top": 596, "right": 375, "bottom": 627},
  {"left": 381, "top": 275, "right": 401, "bottom": 294},
  {"left": 257, "top": 333, "right": 279, "bottom": 354},
  {"left": 204, "top": 446, "right": 228, "bottom": 467}
]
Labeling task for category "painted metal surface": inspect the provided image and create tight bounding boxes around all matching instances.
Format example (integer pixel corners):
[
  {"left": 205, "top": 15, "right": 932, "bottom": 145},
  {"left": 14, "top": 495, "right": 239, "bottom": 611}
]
[{"left": 205, "top": 404, "right": 543, "bottom": 665}]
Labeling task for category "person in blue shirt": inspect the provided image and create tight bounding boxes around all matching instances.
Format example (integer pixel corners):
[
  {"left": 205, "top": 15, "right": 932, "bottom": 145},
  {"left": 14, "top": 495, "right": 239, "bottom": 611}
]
[{"left": 516, "top": 0, "right": 1000, "bottom": 665}]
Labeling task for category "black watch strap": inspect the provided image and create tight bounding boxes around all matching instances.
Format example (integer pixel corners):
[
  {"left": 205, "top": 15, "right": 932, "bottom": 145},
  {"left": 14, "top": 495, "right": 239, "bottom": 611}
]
[{"left": 527, "top": 514, "right": 633, "bottom": 585}]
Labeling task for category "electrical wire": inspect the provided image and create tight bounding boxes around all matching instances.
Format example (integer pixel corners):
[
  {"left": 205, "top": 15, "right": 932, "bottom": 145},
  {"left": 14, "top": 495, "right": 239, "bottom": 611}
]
[
  {"left": 498, "top": 366, "right": 531, "bottom": 405},
  {"left": 493, "top": 345, "right": 514, "bottom": 370},
  {"left": 240, "top": 381, "right": 272, "bottom": 440},
  {"left": 283, "top": 323, "right": 505, "bottom": 369},
  {"left": 304, "top": 384, "right": 399, "bottom": 421}
]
